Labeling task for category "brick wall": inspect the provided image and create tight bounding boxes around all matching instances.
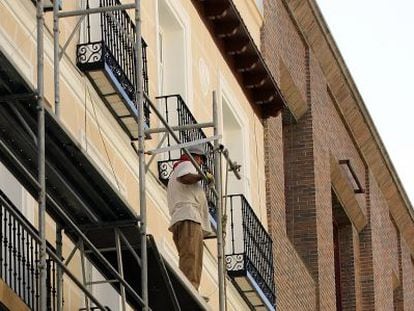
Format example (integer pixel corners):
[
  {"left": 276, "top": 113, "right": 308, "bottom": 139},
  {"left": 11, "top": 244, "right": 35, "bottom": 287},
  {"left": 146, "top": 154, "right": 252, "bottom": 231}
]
[
  {"left": 262, "top": 0, "right": 414, "bottom": 310},
  {"left": 262, "top": 1, "right": 318, "bottom": 309},
  {"left": 359, "top": 171, "right": 375, "bottom": 310},
  {"left": 264, "top": 115, "right": 317, "bottom": 310},
  {"left": 310, "top": 51, "right": 336, "bottom": 311},
  {"left": 264, "top": 116, "right": 286, "bottom": 237},
  {"left": 394, "top": 226, "right": 404, "bottom": 311},
  {"left": 390, "top": 217, "right": 400, "bottom": 279},
  {"left": 401, "top": 240, "right": 414, "bottom": 309},
  {"left": 309, "top": 48, "right": 371, "bottom": 310},
  {"left": 370, "top": 177, "right": 394, "bottom": 310},
  {"left": 262, "top": 0, "right": 307, "bottom": 97}
]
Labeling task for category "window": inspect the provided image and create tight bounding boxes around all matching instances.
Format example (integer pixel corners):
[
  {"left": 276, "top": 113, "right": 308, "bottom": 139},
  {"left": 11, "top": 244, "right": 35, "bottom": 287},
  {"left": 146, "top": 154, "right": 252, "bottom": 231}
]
[
  {"left": 0, "top": 163, "right": 23, "bottom": 209},
  {"left": 332, "top": 190, "right": 356, "bottom": 310},
  {"left": 157, "top": 0, "right": 187, "bottom": 99},
  {"left": 158, "top": 31, "right": 165, "bottom": 95},
  {"left": 156, "top": 0, "right": 191, "bottom": 163},
  {"left": 222, "top": 96, "right": 248, "bottom": 197},
  {"left": 80, "top": 0, "right": 102, "bottom": 43},
  {"left": 0, "top": 162, "right": 34, "bottom": 222}
]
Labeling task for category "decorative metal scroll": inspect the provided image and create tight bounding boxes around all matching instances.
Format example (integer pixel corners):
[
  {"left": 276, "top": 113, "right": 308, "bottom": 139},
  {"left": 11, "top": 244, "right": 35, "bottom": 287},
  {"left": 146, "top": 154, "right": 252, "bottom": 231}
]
[
  {"left": 158, "top": 160, "right": 174, "bottom": 186},
  {"left": 77, "top": 42, "right": 104, "bottom": 66},
  {"left": 225, "top": 254, "right": 245, "bottom": 272}
]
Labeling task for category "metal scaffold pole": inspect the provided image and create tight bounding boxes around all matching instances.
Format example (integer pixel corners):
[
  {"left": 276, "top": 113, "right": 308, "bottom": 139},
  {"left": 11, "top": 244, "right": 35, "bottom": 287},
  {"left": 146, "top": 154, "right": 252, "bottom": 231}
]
[
  {"left": 213, "top": 91, "right": 226, "bottom": 311},
  {"left": 134, "top": 0, "right": 149, "bottom": 310},
  {"left": 56, "top": 225, "right": 63, "bottom": 311},
  {"left": 53, "top": 2, "right": 63, "bottom": 307},
  {"left": 36, "top": 0, "right": 47, "bottom": 310},
  {"left": 53, "top": 0, "right": 60, "bottom": 118}
]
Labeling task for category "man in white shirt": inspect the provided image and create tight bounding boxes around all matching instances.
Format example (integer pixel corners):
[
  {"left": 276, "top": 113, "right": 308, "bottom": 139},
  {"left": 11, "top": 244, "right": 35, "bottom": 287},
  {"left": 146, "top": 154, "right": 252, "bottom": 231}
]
[{"left": 167, "top": 144, "right": 213, "bottom": 290}]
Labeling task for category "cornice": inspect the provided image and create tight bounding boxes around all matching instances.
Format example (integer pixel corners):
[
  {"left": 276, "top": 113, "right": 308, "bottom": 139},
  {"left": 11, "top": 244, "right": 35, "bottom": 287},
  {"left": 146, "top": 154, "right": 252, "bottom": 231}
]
[{"left": 191, "top": 0, "right": 287, "bottom": 117}]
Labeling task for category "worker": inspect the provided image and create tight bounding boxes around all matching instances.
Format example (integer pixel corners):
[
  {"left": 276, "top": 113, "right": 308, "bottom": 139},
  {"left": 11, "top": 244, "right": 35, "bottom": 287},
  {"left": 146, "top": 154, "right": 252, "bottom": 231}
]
[{"left": 167, "top": 144, "right": 214, "bottom": 290}]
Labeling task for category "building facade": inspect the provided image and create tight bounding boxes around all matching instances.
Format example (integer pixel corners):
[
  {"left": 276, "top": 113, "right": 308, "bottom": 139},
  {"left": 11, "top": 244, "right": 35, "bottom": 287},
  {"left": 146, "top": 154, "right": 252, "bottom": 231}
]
[
  {"left": 0, "top": 0, "right": 278, "bottom": 310},
  {"left": 0, "top": 0, "right": 413, "bottom": 310},
  {"left": 262, "top": 1, "right": 414, "bottom": 310}
]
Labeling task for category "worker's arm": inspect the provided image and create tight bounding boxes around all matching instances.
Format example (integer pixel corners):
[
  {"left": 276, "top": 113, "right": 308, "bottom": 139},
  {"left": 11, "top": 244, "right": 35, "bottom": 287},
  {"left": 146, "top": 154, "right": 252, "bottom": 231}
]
[
  {"left": 177, "top": 173, "right": 203, "bottom": 184},
  {"left": 177, "top": 171, "right": 214, "bottom": 185}
]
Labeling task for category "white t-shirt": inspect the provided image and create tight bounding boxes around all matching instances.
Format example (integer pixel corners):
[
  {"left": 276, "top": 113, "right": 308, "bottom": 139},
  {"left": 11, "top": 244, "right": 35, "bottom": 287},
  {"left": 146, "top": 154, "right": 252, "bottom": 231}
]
[{"left": 167, "top": 161, "right": 212, "bottom": 235}]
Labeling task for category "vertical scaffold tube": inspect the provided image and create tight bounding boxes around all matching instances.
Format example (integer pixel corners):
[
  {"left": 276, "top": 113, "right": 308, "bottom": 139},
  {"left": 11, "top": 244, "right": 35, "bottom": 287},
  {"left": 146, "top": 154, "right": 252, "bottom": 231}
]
[
  {"left": 36, "top": 1, "right": 47, "bottom": 310},
  {"left": 134, "top": 0, "right": 148, "bottom": 309},
  {"left": 213, "top": 91, "right": 226, "bottom": 311},
  {"left": 53, "top": 0, "right": 60, "bottom": 117},
  {"left": 56, "top": 225, "right": 63, "bottom": 311}
]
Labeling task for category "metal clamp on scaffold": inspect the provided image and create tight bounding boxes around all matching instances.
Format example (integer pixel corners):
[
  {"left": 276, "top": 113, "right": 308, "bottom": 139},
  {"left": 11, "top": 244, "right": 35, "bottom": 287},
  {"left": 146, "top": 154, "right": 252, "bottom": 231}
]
[{"left": 215, "top": 144, "right": 242, "bottom": 180}]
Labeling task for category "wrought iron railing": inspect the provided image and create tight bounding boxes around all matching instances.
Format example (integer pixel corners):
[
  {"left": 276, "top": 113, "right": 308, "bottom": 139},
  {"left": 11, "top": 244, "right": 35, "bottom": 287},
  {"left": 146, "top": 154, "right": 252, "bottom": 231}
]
[
  {"left": 156, "top": 94, "right": 217, "bottom": 217},
  {"left": 225, "top": 194, "right": 275, "bottom": 305},
  {"left": 0, "top": 191, "right": 57, "bottom": 310},
  {"left": 76, "top": 0, "right": 150, "bottom": 125}
]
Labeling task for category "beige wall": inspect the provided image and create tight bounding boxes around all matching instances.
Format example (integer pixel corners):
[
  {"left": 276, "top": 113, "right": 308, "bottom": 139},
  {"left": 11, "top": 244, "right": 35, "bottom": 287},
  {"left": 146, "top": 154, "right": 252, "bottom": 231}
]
[
  {"left": 233, "top": 0, "right": 263, "bottom": 47},
  {"left": 0, "top": 0, "right": 269, "bottom": 309}
]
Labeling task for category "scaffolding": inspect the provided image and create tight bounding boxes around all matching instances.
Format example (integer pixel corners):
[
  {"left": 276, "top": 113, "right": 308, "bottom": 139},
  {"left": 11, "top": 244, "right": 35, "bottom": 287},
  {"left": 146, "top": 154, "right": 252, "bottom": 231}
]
[{"left": 2, "top": 0, "right": 244, "bottom": 310}]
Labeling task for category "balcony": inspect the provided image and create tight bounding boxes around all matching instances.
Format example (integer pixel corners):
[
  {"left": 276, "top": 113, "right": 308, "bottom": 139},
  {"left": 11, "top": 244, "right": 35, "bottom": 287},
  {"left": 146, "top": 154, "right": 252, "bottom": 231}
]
[
  {"left": 225, "top": 194, "right": 275, "bottom": 310},
  {"left": 76, "top": 0, "right": 150, "bottom": 139},
  {"left": 156, "top": 95, "right": 217, "bottom": 219},
  {"left": 0, "top": 191, "right": 58, "bottom": 310}
]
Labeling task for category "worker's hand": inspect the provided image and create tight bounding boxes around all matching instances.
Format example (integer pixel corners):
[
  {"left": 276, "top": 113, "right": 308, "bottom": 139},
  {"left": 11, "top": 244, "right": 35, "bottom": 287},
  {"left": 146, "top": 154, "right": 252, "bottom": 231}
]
[{"left": 205, "top": 171, "right": 215, "bottom": 184}]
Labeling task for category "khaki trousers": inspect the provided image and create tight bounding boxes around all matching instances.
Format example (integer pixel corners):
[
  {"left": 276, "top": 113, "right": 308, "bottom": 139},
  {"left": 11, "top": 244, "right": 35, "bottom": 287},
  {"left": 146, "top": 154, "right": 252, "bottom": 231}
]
[{"left": 172, "top": 220, "right": 203, "bottom": 290}]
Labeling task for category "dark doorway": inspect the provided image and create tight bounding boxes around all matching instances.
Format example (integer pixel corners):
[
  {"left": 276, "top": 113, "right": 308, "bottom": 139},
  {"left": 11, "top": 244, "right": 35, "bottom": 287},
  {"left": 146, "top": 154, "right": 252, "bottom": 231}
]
[{"left": 332, "top": 189, "right": 356, "bottom": 310}]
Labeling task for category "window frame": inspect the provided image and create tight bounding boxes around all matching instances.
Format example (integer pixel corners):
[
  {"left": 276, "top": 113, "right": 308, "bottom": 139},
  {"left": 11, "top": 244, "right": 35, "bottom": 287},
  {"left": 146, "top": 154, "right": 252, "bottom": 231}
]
[{"left": 218, "top": 75, "right": 251, "bottom": 201}]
